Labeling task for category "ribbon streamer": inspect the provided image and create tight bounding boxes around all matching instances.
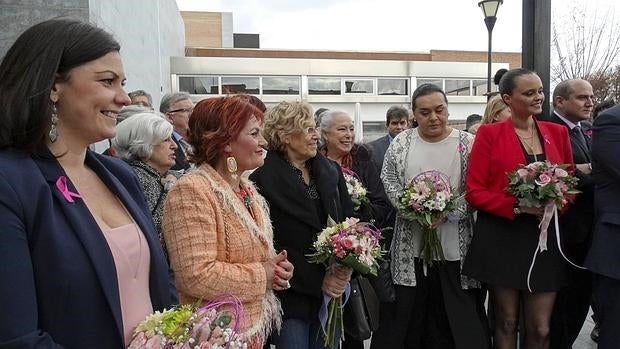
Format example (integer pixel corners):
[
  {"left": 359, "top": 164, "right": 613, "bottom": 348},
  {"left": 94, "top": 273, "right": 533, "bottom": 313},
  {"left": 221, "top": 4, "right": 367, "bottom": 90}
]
[
  {"left": 526, "top": 205, "right": 587, "bottom": 292},
  {"left": 537, "top": 202, "right": 555, "bottom": 251},
  {"left": 55, "top": 176, "right": 81, "bottom": 203}
]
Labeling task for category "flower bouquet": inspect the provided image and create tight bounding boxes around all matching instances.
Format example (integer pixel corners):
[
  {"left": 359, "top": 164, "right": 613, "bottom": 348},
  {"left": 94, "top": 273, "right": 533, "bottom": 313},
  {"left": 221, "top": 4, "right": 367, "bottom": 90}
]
[
  {"left": 307, "top": 217, "right": 383, "bottom": 348},
  {"left": 507, "top": 161, "right": 580, "bottom": 291},
  {"left": 507, "top": 161, "right": 578, "bottom": 212},
  {"left": 341, "top": 167, "right": 370, "bottom": 213},
  {"left": 507, "top": 161, "right": 579, "bottom": 250},
  {"left": 399, "top": 170, "right": 459, "bottom": 267},
  {"left": 127, "top": 295, "right": 247, "bottom": 349}
]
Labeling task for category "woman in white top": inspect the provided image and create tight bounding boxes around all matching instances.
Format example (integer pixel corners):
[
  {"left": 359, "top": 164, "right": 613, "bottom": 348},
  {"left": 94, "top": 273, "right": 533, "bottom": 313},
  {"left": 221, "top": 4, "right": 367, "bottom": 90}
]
[{"left": 380, "top": 83, "right": 489, "bottom": 349}]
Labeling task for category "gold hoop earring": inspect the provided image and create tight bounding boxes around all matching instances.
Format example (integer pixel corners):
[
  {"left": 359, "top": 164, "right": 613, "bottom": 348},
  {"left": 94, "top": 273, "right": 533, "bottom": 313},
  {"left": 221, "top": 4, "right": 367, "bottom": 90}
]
[
  {"left": 226, "top": 156, "right": 238, "bottom": 179},
  {"left": 49, "top": 103, "right": 59, "bottom": 143}
]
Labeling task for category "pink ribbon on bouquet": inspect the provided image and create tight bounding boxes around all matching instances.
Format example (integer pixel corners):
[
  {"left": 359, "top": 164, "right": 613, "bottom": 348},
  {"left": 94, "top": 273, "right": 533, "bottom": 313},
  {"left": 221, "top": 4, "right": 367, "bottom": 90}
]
[
  {"left": 537, "top": 202, "right": 556, "bottom": 251},
  {"left": 526, "top": 204, "right": 586, "bottom": 292},
  {"left": 56, "top": 176, "right": 81, "bottom": 203}
]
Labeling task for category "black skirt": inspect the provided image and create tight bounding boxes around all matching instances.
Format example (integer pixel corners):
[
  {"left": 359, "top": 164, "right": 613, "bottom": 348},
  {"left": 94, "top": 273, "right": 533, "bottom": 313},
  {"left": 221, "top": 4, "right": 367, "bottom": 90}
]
[{"left": 463, "top": 210, "right": 567, "bottom": 292}]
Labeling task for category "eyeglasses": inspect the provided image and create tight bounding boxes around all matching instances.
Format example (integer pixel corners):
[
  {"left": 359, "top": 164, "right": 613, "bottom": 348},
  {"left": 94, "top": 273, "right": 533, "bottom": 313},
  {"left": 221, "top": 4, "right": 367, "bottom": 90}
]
[{"left": 167, "top": 107, "right": 194, "bottom": 114}]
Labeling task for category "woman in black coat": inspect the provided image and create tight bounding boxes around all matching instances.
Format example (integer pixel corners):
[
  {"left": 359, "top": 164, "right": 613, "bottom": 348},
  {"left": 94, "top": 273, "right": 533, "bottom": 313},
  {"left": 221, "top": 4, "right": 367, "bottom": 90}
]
[
  {"left": 250, "top": 101, "right": 354, "bottom": 349},
  {"left": 319, "top": 109, "right": 395, "bottom": 349}
]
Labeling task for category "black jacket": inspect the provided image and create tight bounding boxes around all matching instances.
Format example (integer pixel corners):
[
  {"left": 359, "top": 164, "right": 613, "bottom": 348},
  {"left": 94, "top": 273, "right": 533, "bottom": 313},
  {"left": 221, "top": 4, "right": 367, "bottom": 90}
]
[
  {"left": 0, "top": 149, "right": 177, "bottom": 348},
  {"left": 350, "top": 144, "right": 395, "bottom": 243},
  {"left": 586, "top": 105, "right": 620, "bottom": 280},
  {"left": 250, "top": 151, "right": 353, "bottom": 321},
  {"left": 549, "top": 112, "right": 594, "bottom": 257}
]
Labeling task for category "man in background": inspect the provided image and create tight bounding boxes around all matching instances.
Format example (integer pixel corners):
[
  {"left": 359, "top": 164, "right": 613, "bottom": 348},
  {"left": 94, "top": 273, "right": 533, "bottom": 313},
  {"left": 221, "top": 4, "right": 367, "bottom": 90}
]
[
  {"left": 128, "top": 89, "right": 153, "bottom": 109},
  {"left": 549, "top": 79, "right": 595, "bottom": 348},
  {"left": 464, "top": 114, "right": 482, "bottom": 134},
  {"left": 160, "top": 92, "right": 194, "bottom": 171},
  {"left": 367, "top": 105, "right": 409, "bottom": 171},
  {"left": 586, "top": 103, "right": 620, "bottom": 349}
]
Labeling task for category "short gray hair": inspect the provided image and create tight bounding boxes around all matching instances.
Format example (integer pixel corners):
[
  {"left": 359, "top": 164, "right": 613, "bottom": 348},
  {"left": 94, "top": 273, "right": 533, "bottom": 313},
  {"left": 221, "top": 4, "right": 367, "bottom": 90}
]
[
  {"left": 160, "top": 92, "right": 191, "bottom": 113},
  {"left": 319, "top": 110, "right": 350, "bottom": 141},
  {"left": 118, "top": 105, "right": 150, "bottom": 124},
  {"left": 112, "top": 112, "right": 173, "bottom": 161}
]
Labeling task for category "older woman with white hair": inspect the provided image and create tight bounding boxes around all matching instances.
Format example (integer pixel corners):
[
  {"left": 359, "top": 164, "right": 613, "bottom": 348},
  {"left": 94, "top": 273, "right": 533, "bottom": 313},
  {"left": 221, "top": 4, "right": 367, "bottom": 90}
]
[{"left": 112, "top": 112, "right": 178, "bottom": 245}]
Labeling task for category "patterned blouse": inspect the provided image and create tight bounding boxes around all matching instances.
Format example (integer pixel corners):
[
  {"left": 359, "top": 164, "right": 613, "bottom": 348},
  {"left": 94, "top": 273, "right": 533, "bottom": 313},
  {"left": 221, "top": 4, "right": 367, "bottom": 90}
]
[{"left": 127, "top": 160, "right": 168, "bottom": 255}]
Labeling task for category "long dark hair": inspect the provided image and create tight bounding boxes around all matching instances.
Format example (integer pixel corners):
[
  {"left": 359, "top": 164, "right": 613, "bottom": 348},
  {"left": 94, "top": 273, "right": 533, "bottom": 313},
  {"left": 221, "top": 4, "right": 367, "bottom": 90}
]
[{"left": 0, "top": 19, "right": 120, "bottom": 155}]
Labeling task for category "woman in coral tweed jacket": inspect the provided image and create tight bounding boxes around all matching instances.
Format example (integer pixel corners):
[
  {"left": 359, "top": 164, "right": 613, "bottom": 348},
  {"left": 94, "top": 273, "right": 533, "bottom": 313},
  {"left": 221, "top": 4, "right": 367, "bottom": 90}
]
[{"left": 162, "top": 96, "right": 293, "bottom": 347}]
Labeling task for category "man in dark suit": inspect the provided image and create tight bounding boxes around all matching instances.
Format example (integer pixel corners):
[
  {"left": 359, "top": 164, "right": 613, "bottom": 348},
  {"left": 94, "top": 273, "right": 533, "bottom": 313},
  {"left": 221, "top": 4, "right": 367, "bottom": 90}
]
[
  {"left": 549, "top": 79, "right": 595, "bottom": 348},
  {"left": 585, "top": 104, "right": 620, "bottom": 349},
  {"left": 367, "top": 105, "right": 409, "bottom": 171},
  {"left": 160, "top": 92, "right": 194, "bottom": 171}
]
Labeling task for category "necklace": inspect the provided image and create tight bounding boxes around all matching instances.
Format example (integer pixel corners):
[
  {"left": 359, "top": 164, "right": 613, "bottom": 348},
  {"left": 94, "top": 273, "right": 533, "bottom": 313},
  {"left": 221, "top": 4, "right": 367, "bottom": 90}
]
[
  {"left": 235, "top": 186, "right": 255, "bottom": 217},
  {"left": 517, "top": 125, "right": 539, "bottom": 162}
]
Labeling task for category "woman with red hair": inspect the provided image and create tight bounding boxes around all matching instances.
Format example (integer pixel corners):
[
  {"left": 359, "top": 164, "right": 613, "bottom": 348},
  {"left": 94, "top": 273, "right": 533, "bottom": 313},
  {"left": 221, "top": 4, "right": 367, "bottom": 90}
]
[{"left": 162, "top": 96, "right": 293, "bottom": 348}]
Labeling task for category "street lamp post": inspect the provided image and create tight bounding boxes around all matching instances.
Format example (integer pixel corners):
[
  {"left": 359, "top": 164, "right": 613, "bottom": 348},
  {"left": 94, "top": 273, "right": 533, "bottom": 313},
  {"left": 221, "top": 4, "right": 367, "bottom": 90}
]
[{"left": 478, "top": 0, "right": 503, "bottom": 98}]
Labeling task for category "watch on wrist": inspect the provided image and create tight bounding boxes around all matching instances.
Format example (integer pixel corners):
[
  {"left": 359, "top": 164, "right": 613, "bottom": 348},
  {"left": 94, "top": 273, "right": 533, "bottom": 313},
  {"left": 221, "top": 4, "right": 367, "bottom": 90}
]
[{"left": 513, "top": 206, "right": 521, "bottom": 215}]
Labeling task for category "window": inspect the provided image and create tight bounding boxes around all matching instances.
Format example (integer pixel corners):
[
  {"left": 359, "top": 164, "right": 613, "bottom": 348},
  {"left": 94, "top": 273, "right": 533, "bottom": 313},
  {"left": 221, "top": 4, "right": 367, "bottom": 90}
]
[
  {"left": 362, "top": 121, "right": 387, "bottom": 142},
  {"left": 445, "top": 79, "right": 471, "bottom": 96},
  {"left": 378, "top": 78, "right": 408, "bottom": 95},
  {"left": 417, "top": 79, "right": 443, "bottom": 89},
  {"left": 308, "top": 77, "right": 341, "bottom": 95},
  {"left": 473, "top": 79, "right": 499, "bottom": 96},
  {"left": 179, "top": 76, "right": 219, "bottom": 94},
  {"left": 473, "top": 79, "right": 490, "bottom": 96},
  {"left": 344, "top": 79, "right": 374, "bottom": 94},
  {"left": 262, "top": 76, "right": 300, "bottom": 95},
  {"left": 221, "top": 76, "right": 259, "bottom": 94}
]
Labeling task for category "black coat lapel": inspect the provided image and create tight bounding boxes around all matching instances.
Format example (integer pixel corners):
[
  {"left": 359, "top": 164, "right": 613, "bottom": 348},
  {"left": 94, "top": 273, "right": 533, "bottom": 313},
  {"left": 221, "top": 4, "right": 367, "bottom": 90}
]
[
  {"left": 33, "top": 154, "right": 124, "bottom": 341},
  {"left": 313, "top": 154, "right": 343, "bottom": 223},
  {"left": 33, "top": 151, "right": 170, "bottom": 344},
  {"left": 85, "top": 152, "right": 169, "bottom": 311},
  {"left": 253, "top": 152, "right": 322, "bottom": 231}
]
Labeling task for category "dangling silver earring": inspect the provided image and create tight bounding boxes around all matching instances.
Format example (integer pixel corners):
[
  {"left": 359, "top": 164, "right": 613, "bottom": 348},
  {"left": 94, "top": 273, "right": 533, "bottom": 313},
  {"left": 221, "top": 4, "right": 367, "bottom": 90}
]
[
  {"left": 227, "top": 156, "right": 238, "bottom": 179},
  {"left": 49, "top": 103, "right": 59, "bottom": 143}
]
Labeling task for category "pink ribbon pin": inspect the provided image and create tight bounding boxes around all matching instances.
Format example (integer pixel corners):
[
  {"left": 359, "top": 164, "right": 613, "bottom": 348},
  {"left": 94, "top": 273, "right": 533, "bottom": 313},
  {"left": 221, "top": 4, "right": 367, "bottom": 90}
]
[{"left": 56, "top": 176, "right": 81, "bottom": 203}]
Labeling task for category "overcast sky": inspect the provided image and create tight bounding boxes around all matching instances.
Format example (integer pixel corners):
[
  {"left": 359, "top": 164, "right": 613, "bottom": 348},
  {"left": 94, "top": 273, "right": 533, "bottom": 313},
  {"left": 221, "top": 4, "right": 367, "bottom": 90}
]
[{"left": 175, "top": 0, "right": 620, "bottom": 53}]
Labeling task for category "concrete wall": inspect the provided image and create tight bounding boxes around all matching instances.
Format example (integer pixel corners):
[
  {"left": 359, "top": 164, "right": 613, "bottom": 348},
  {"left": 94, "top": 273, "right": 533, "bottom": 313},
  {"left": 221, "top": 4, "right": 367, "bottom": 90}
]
[
  {"left": 1, "top": 0, "right": 184, "bottom": 107},
  {"left": 0, "top": 0, "right": 185, "bottom": 153},
  {"left": 89, "top": 0, "right": 185, "bottom": 107},
  {"left": 0, "top": 0, "right": 89, "bottom": 59}
]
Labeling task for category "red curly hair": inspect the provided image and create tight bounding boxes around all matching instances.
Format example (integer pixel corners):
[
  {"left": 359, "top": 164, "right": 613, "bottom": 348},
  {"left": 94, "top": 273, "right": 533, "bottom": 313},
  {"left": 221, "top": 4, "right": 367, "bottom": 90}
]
[{"left": 188, "top": 96, "right": 264, "bottom": 167}]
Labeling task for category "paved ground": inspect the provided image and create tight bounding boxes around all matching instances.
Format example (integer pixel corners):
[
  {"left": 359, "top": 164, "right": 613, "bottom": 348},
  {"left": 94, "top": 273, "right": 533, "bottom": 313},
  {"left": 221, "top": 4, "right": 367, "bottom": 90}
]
[{"left": 573, "top": 308, "right": 597, "bottom": 349}]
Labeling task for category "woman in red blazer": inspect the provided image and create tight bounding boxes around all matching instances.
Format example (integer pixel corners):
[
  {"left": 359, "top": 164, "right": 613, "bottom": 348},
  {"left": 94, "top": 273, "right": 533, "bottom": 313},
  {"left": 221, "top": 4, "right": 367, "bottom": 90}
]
[{"left": 464, "top": 69, "right": 573, "bottom": 349}]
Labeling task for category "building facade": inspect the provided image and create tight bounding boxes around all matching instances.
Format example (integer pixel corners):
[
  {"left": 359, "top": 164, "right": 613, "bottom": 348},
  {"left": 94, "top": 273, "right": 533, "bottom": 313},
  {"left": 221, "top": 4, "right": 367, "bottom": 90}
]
[{"left": 171, "top": 50, "right": 518, "bottom": 140}]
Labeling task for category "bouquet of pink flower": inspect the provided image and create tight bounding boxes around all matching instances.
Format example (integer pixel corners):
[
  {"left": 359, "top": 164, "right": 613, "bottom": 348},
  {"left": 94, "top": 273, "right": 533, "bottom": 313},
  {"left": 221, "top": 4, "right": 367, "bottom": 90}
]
[
  {"left": 127, "top": 295, "right": 247, "bottom": 349},
  {"left": 507, "top": 160, "right": 578, "bottom": 210},
  {"left": 307, "top": 217, "right": 383, "bottom": 348},
  {"left": 507, "top": 161, "right": 580, "bottom": 291},
  {"left": 341, "top": 167, "right": 370, "bottom": 213},
  {"left": 507, "top": 161, "right": 579, "bottom": 250},
  {"left": 399, "top": 170, "right": 459, "bottom": 266}
]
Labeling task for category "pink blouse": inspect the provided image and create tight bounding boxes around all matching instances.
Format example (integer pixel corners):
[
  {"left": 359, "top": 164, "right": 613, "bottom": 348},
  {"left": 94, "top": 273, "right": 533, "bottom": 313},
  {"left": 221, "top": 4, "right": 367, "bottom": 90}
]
[{"left": 102, "top": 223, "right": 153, "bottom": 347}]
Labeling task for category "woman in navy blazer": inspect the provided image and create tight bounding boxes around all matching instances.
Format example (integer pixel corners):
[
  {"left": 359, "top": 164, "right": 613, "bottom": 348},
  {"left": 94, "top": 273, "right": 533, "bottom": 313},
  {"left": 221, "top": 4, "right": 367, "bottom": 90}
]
[
  {"left": 0, "top": 20, "right": 177, "bottom": 348},
  {"left": 463, "top": 69, "right": 573, "bottom": 349}
]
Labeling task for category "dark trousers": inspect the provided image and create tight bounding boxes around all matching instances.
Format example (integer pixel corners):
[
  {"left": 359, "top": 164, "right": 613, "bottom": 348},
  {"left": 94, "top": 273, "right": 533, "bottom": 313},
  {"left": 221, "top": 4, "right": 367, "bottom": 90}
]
[
  {"left": 387, "top": 259, "right": 490, "bottom": 349},
  {"left": 369, "top": 300, "right": 398, "bottom": 349},
  {"left": 550, "top": 266, "right": 592, "bottom": 348},
  {"left": 593, "top": 274, "right": 620, "bottom": 349}
]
